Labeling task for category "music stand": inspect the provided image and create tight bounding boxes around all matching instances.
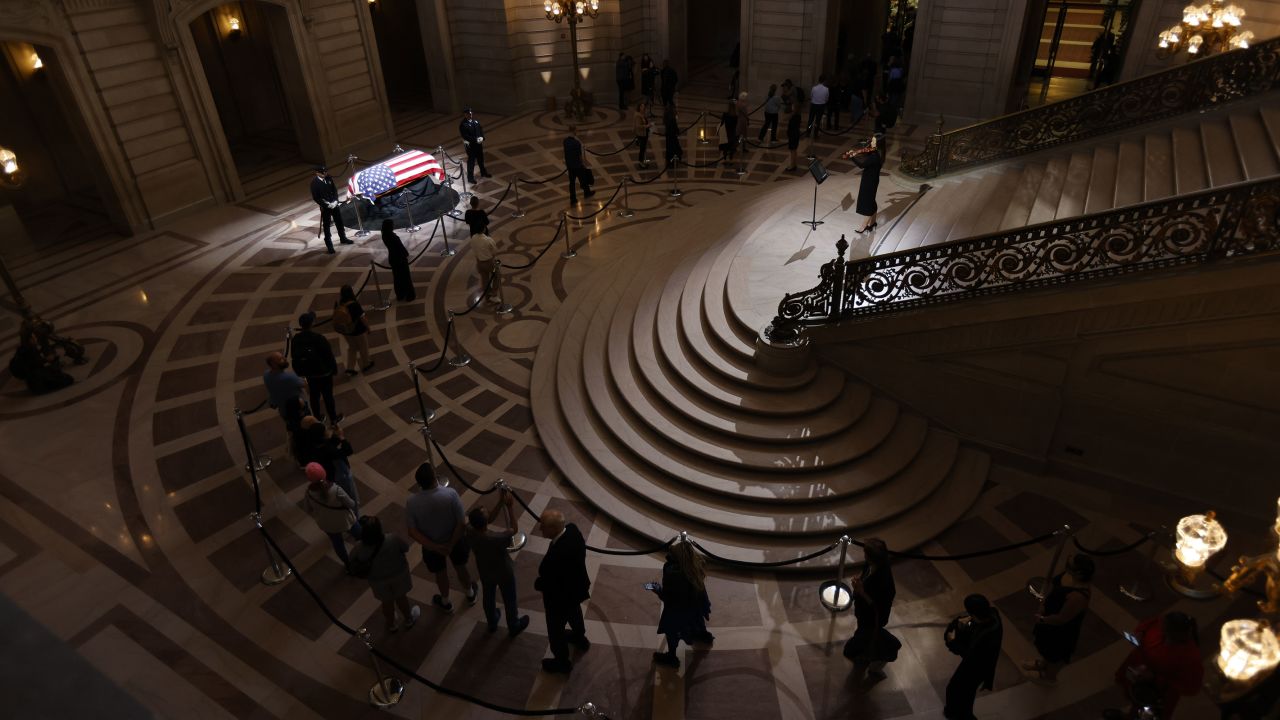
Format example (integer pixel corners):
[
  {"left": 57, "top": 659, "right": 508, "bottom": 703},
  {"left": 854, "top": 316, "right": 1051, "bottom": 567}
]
[{"left": 801, "top": 159, "right": 829, "bottom": 230}]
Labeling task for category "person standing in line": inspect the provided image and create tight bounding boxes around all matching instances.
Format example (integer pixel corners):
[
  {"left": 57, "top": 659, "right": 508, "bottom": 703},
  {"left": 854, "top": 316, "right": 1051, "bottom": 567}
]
[
  {"left": 717, "top": 102, "right": 737, "bottom": 162},
  {"left": 827, "top": 74, "right": 844, "bottom": 130},
  {"left": 464, "top": 196, "right": 489, "bottom": 237},
  {"left": 874, "top": 93, "right": 899, "bottom": 136},
  {"left": 466, "top": 489, "right": 530, "bottom": 637},
  {"left": 851, "top": 134, "right": 884, "bottom": 233},
  {"left": 785, "top": 101, "right": 803, "bottom": 171},
  {"left": 735, "top": 91, "right": 750, "bottom": 160},
  {"left": 809, "top": 75, "right": 830, "bottom": 139},
  {"left": 843, "top": 538, "right": 900, "bottom": 678},
  {"left": 378, "top": 220, "right": 415, "bottom": 303},
  {"left": 1109, "top": 612, "right": 1204, "bottom": 719},
  {"left": 470, "top": 228, "right": 501, "bottom": 305},
  {"left": 262, "top": 351, "right": 307, "bottom": 450},
  {"left": 291, "top": 312, "right": 341, "bottom": 424},
  {"left": 1025, "top": 554, "right": 1094, "bottom": 684},
  {"left": 333, "top": 284, "right": 373, "bottom": 375},
  {"left": 536, "top": 509, "right": 591, "bottom": 673},
  {"left": 459, "top": 107, "right": 491, "bottom": 184},
  {"left": 301, "top": 462, "right": 358, "bottom": 566},
  {"left": 563, "top": 126, "right": 594, "bottom": 204},
  {"left": 350, "top": 515, "right": 420, "bottom": 634},
  {"left": 310, "top": 166, "right": 352, "bottom": 254},
  {"left": 300, "top": 420, "right": 359, "bottom": 516},
  {"left": 663, "top": 104, "right": 683, "bottom": 167},
  {"left": 633, "top": 101, "right": 652, "bottom": 167},
  {"left": 405, "top": 463, "right": 477, "bottom": 612},
  {"left": 639, "top": 53, "right": 656, "bottom": 109},
  {"left": 648, "top": 540, "right": 711, "bottom": 669},
  {"left": 858, "top": 53, "right": 878, "bottom": 107},
  {"left": 780, "top": 78, "right": 795, "bottom": 113},
  {"left": 615, "top": 52, "right": 634, "bottom": 110},
  {"left": 660, "top": 59, "right": 678, "bottom": 107},
  {"left": 758, "top": 84, "right": 781, "bottom": 142},
  {"left": 943, "top": 594, "right": 1004, "bottom": 720}
]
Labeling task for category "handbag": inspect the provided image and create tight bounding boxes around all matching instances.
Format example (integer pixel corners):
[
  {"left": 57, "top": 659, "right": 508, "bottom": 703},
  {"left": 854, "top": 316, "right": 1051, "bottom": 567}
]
[{"left": 582, "top": 167, "right": 595, "bottom": 187}]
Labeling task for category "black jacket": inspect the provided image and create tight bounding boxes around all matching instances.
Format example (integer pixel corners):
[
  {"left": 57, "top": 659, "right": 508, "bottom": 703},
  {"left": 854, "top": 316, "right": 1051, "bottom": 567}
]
[
  {"left": 460, "top": 118, "right": 483, "bottom": 145},
  {"left": 535, "top": 523, "right": 590, "bottom": 606},
  {"left": 660, "top": 66, "right": 678, "bottom": 96},
  {"left": 563, "top": 136, "right": 585, "bottom": 170},
  {"left": 311, "top": 175, "right": 339, "bottom": 206},
  {"left": 291, "top": 330, "right": 337, "bottom": 377}
]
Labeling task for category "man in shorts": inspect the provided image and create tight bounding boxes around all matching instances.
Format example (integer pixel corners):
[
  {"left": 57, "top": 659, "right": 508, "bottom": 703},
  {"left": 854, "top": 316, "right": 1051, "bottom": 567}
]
[{"left": 406, "top": 463, "right": 477, "bottom": 611}]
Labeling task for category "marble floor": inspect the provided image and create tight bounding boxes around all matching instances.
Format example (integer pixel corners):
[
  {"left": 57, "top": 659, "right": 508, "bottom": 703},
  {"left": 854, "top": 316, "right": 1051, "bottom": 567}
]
[{"left": 0, "top": 90, "right": 1252, "bottom": 720}]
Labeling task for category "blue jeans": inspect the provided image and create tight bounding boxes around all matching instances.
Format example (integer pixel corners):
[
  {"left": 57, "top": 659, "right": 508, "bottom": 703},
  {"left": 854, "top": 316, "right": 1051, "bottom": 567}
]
[{"left": 482, "top": 577, "right": 520, "bottom": 630}]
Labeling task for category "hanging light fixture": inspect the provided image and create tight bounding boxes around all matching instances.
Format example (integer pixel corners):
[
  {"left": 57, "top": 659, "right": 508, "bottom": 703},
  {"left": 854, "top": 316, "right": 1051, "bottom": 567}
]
[
  {"left": 1167, "top": 511, "right": 1228, "bottom": 597},
  {"left": 1156, "top": 1, "right": 1251, "bottom": 58},
  {"left": 1218, "top": 620, "right": 1280, "bottom": 683}
]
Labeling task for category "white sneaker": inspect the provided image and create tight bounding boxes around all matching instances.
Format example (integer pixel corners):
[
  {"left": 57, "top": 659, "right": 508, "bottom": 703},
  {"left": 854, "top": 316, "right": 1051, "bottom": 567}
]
[
  {"left": 404, "top": 605, "right": 421, "bottom": 629},
  {"left": 466, "top": 583, "right": 478, "bottom": 605}
]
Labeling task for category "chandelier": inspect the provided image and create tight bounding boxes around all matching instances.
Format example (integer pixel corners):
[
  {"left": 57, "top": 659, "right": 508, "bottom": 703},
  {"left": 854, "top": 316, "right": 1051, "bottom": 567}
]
[
  {"left": 1157, "top": 1, "right": 1253, "bottom": 57},
  {"left": 545, "top": 0, "right": 599, "bottom": 22}
]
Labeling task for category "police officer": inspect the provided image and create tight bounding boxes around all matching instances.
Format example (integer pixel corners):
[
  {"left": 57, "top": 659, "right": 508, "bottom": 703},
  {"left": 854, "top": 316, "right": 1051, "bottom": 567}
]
[
  {"left": 459, "top": 107, "right": 491, "bottom": 184},
  {"left": 310, "top": 166, "right": 351, "bottom": 254}
]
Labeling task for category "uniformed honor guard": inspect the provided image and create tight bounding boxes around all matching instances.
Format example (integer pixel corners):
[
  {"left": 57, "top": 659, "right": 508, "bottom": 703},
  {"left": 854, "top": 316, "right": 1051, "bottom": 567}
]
[
  {"left": 310, "top": 166, "right": 351, "bottom": 254},
  {"left": 459, "top": 107, "right": 492, "bottom": 184}
]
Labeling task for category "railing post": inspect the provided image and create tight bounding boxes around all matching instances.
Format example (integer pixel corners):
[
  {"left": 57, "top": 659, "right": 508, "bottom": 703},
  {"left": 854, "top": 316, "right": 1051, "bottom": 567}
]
[
  {"left": 496, "top": 478, "right": 527, "bottom": 552},
  {"left": 370, "top": 260, "right": 391, "bottom": 311},
  {"left": 360, "top": 628, "right": 405, "bottom": 707},
  {"left": 251, "top": 512, "right": 292, "bottom": 586},
  {"left": 494, "top": 259, "right": 513, "bottom": 315},
  {"left": 440, "top": 212, "right": 455, "bottom": 257},
  {"left": 819, "top": 535, "right": 853, "bottom": 612},
  {"left": 407, "top": 360, "right": 436, "bottom": 424},
  {"left": 561, "top": 211, "right": 576, "bottom": 259},
  {"left": 669, "top": 158, "right": 683, "bottom": 198},
  {"left": 829, "top": 235, "right": 849, "bottom": 320}
]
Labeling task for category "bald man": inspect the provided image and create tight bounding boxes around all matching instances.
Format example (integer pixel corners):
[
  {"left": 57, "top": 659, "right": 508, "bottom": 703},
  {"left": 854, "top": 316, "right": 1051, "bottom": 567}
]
[{"left": 534, "top": 509, "right": 591, "bottom": 673}]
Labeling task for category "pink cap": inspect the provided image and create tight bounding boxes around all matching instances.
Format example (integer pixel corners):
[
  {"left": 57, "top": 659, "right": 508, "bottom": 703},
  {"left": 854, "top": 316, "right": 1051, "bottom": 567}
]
[{"left": 305, "top": 462, "right": 326, "bottom": 483}]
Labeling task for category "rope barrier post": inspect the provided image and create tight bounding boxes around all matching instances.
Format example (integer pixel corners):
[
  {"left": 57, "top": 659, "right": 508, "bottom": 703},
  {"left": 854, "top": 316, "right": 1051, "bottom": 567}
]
[
  {"left": 493, "top": 259, "right": 513, "bottom": 315},
  {"left": 407, "top": 360, "right": 436, "bottom": 424},
  {"left": 235, "top": 407, "right": 272, "bottom": 473},
  {"left": 669, "top": 158, "right": 683, "bottom": 198},
  {"left": 698, "top": 111, "right": 710, "bottom": 145},
  {"left": 560, "top": 211, "right": 576, "bottom": 259},
  {"left": 283, "top": 325, "right": 293, "bottom": 359},
  {"left": 1120, "top": 530, "right": 1161, "bottom": 602},
  {"left": 616, "top": 177, "right": 635, "bottom": 218},
  {"left": 818, "top": 535, "right": 853, "bottom": 612},
  {"left": 496, "top": 478, "right": 527, "bottom": 552},
  {"left": 403, "top": 192, "right": 421, "bottom": 233},
  {"left": 579, "top": 701, "right": 605, "bottom": 719},
  {"left": 252, "top": 512, "right": 292, "bottom": 586},
  {"left": 446, "top": 313, "right": 470, "bottom": 367},
  {"left": 736, "top": 137, "right": 748, "bottom": 177},
  {"left": 512, "top": 178, "right": 526, "bottom": 218},
  {"left": 1028, "top": 524, "right": 1073, "bottom": 601},
  {"left": 352, "top": 196, "right": 371, "bottom": 238},
  {"left": 369, "top": 261, "right": 391, "bottom": 311},
  {"left": 440, "top": 212, "right": 455, "bottom": 257},
  {"left": 359, "top": 628, "right": 405, "bottom": 708},
  {"left": 418, "top": 422, "right": 448, "bottom": 488}
]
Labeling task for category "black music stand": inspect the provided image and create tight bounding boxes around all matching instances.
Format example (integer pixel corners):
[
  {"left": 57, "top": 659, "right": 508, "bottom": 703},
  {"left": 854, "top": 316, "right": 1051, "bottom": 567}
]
[{"left": 801, "top": 159, "right": 829, "bottom": 230}]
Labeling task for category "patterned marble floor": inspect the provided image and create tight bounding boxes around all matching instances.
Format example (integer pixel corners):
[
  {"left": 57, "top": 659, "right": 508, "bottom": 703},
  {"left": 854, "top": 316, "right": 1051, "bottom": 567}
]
[{"left": 0, "top": 93, "right": 1249, "bottom": 720}]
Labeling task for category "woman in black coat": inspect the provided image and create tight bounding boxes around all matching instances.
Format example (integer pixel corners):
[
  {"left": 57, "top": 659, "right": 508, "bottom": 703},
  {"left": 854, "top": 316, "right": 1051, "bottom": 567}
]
[
  {"left": 649, "top": 541, "right": 712, "bottom": 669},
  {"left": 379, "top": 219, "right": 414, "bottom": 302},
  {"left": 785, "top": 104, "right": 803, "bottom": 171},
  {"left": 663, "top": 105, "right": 683, "bottom": 166},
  {"left": 853, "top": 134, "right": 884, "bottom": 233},
  {"left": 843, "top": 538, "right": 899, "bottom": 677}
]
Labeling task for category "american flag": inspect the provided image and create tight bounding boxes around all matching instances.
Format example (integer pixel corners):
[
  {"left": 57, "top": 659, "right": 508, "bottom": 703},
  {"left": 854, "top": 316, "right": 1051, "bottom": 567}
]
[{"left": 346, "top": 149, "right": 445, "bottom": 200}]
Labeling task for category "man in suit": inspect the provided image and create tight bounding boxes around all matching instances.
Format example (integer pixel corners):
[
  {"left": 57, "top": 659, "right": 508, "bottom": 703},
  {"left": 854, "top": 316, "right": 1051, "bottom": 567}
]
[
  {"left": 459, "top": 107, "right": 491, "bottom": 184},
  {"left": 310, "top": 166, "right": 351, "bottom": 254},
  {"left": 535, "top": 509, "right": 590, "bottom": 673},
  {"left": 563, "top": 126, "right": 594, "bottom": 205}
]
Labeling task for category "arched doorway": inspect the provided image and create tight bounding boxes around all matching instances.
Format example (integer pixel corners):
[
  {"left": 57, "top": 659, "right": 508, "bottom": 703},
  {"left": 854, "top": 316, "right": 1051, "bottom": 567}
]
[
  {"left": 367, "top": 0, "right": 434, "bottom": 136},
  {"left": 187, "top": 2, "right": 324, "bottom": 196},
  {"left": 0, "top": 40, "right": 131, "bottom": 258},
  {"left": 683, "top": 0, "right": 740, "bottom": 99}
]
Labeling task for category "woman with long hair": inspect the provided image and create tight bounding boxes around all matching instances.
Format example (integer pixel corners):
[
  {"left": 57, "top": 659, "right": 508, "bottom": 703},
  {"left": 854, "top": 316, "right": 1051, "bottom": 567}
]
[
  {"left": 758, "top": 84, "right": 780, "bottom": 142},
  {"left": 649, "top": 541, "right": 712, "bottom": 668},
  {"left": 843, "top": 538, "right": 900, "bottom": 677},
  {"left": 850, "top": 134, "right": 884, "bottom": 233},
  {"left": 350, "top": 515, "right": 420, "bottom": 634},
  {"left": 335, "top": 284, "right": 373, "bottom": 375},
  {"left": 379, "top": 219, "right": 414, "bottom": 302},
  {"left": 633, "top": 100, "right": 652, "bottom": 167},
  {"left": 663, "top": 104, "right": 683, "bottom": 167},
  {"left": 1025, "top": 554, "right": 1094, "bottom": 683}
]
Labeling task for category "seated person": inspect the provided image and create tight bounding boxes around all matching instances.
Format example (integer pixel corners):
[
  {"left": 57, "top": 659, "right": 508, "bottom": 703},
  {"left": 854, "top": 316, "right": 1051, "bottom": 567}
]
[{"left": 9, "top": 328, "right": 73, "bottom": 395}]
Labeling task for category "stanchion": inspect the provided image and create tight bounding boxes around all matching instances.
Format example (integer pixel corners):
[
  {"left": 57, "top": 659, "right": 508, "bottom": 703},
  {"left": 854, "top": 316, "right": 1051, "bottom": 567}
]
[
  {"left": 407, "top": 360, "right": 436, "bottom": 424},
  {"left": 616, "top": 178, "right": 635, "bottom": 218},
  {"left": 252, "top": 512, "right": 292, "bottom": 586},
  {"left": 359, "top": 628, "right": 404, "bottom": 707},
  {"left": 512, "top": 180, "right": 527, "bottom": 218},
  {"left": 560, "top": 211, "right": 576, "bottom": 259},
  {"left": 1120, "top": 529, "right": 1162, "bottom": 602},
  {"left": 736, "top": 137, "right": 747, "bottom": 177},
  {"left": 235, "top": 408, "right": 272, "bottom": 472},
  {"left": 496, "top": 479, "right": 527, "bottom": 552},
  {"left": 493, "top": 259, "right": 513, "bottom": 315},
  {"left": 1028, "top": 524, "right": 1073, "bottom": 601},
  {"left": 352, "top": 196, "right": 371, "bottom": 238},
  {"left": 403, "top": 192, "right": 421, "bottom": 233},
  {"left": 440, "top": 212, "right": 455, "bottom": 257},
  {"left": 446, "top": 313, "right": 470, "bottom": 367},
  {"left": 579, "top": 701, "right": 605, "bottom": 719},
  {"left": 283, "top": 325, "right": 293, "bottom": 359},
  {"left": 417, "top": 422, "right": 448, "bottom": 487},
  {"left": 669, "top": 158, "right": 683, "bottom": 198},
  {"left": 698, "top": 112, "right": 710, "bottom": 145},
  {"left": 369, "top": 261, "right": 391, "bottom": 311},
  {"left": 818, "top": 535, "right": 853, "bottom": 612}
]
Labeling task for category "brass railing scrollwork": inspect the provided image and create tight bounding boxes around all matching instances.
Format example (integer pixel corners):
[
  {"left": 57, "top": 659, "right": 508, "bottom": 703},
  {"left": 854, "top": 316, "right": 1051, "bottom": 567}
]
[
  {"left": 779, "top": 178, "right": 1280, "bottom": 325},
  {"left": 901, "top": 37, "right": 1280, "bottom": 179}
]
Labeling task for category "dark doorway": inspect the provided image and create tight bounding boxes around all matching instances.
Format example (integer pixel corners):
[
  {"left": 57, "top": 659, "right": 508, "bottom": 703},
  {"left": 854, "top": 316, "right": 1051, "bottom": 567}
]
[
  {"left": 684, "top": 0, "right": 739, "bottom": 99},
  {"left": 1016, "top": 0, "right": 1139, "bottom": 109},
  {"left": 190, "top": 2, "right": 322, "bottom": 194},
  {"left": 0, "top": 40, "right": 128, "bottom": 258},
  {"left": 368, "top": 0, "right": 433, "bottom": 135}
]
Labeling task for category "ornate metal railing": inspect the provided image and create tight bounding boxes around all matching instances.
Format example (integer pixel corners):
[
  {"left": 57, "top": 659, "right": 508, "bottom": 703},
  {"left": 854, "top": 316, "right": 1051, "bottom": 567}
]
[
  {"left": 773, "top": 177, "right": 1280, "bottom": 330},
  {"left": 901, "top": 37, "right": 1280, "bottom": 178}
]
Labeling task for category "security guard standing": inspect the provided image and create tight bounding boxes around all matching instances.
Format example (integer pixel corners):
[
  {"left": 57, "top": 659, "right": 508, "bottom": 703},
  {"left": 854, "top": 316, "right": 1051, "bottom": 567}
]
[
  {"left": 459, "top": 107, "right": 491, "bottom": 184},
  {"left": 310, "top": 166, "right": 351, "bottom": 254}
]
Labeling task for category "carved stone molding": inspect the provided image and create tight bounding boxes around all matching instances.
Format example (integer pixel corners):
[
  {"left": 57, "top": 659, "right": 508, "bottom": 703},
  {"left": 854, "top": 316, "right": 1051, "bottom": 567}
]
[{"left": 0, "top": 0, "right": 59, "bottom": 35}]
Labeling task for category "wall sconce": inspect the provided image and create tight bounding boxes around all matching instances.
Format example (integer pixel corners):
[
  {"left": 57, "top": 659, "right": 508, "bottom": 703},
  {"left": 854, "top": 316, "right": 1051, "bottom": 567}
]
[
  {"left": 31, "top": 53, "right": 43, "bottom": 70},
  {"left": 228, "top": 16, "right": 241, "bottom": 34},
  {"left": 1169, "top": 511, "right": 1228, "bottom": 597},
  {"left": 0, "top": 146, "right": 24, "bottom": 189}
]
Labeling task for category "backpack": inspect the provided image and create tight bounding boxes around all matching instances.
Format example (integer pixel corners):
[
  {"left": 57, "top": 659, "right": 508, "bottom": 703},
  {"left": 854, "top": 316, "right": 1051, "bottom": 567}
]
[{"left": 332, "top": 302, "right": 355, "bottom": 335}]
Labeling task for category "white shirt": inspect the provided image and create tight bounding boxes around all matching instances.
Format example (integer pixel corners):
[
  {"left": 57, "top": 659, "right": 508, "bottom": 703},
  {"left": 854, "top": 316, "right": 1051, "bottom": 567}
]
[
  {"left": 810, "top": 82, "right": 829, "bottom": 105},
  {"left": 471, "top": 232, "right": 497, "bottom": 262}
]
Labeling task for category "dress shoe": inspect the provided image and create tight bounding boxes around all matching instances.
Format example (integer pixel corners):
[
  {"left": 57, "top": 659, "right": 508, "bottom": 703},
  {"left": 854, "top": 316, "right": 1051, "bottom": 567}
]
[
  {"left": 481, "top": 171, "right": 492, "bottom": 178},
  {"left": 541, "top": 658, "right": 572, "bottom": 674},
  {"left": 339, "top": 240, "right": 354, "bottom": 245},
  {"left": 509, "top": 615, "right": 530, "bottom": 638},
  {"left": 570, "top": 635, "right": 591, "bottom": 651},
  {"left": 467, "top": 176, "right": 477, "bottom": 184}
]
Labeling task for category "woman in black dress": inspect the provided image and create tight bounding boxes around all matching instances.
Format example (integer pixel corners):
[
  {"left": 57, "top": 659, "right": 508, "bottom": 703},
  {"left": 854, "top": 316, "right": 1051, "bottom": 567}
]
[
  {"left": 853, "top": 134, "right": 883, "bottom": 233},
  {"left": 1025, "top": 554, "right": 1094, "bottom": 683},
  {"left": 379, "top": 219, "right": 414, "bottom": 302},
  {"left": 649, "top": 540, "right": 712, "bottom": 669},
  {"left": 785, "top": 103, "right": 802, "bottom": 171},
  {"left": 663, "top": 104, "right": 683, "bottom": 167},
  {"left": 843, "top": 538, "right": 900, "bottom": 677}
]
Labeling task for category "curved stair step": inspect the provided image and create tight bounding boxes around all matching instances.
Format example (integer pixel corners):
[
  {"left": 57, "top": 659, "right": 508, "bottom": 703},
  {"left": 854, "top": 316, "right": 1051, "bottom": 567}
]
[{"left": 701, "top": 233, "right": 760, "bottom": 360}]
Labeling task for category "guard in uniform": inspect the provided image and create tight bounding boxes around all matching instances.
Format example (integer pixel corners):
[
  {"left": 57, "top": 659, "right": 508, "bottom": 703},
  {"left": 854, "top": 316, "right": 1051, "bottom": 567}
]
[
  {"left": 310, "top": 166, "right": 351, "bottom": 254},
  {"left": 459, "top": 108, "right": 491, "bottom": 184}
]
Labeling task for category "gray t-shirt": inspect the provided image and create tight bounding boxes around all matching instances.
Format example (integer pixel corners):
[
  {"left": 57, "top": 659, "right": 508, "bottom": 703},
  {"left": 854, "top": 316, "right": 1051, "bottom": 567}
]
[
  {"left": 468, "top": 527, "right": 515, "bottom": 583},
  {"left": 406, "top": 485, "right": 463, "bottom": 545},
  {"left": 365, "top": 534, "right": 410, "bottom": 582}
]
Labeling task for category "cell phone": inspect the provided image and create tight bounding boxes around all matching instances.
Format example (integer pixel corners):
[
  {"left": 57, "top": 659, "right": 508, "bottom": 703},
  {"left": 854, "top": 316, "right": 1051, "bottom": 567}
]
[
  {"left": 643, "top": 582, "right": 660, "bottom": 592},
  {"left": 1123, "top": 631, "right": 1140, "bottom": 646}
]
